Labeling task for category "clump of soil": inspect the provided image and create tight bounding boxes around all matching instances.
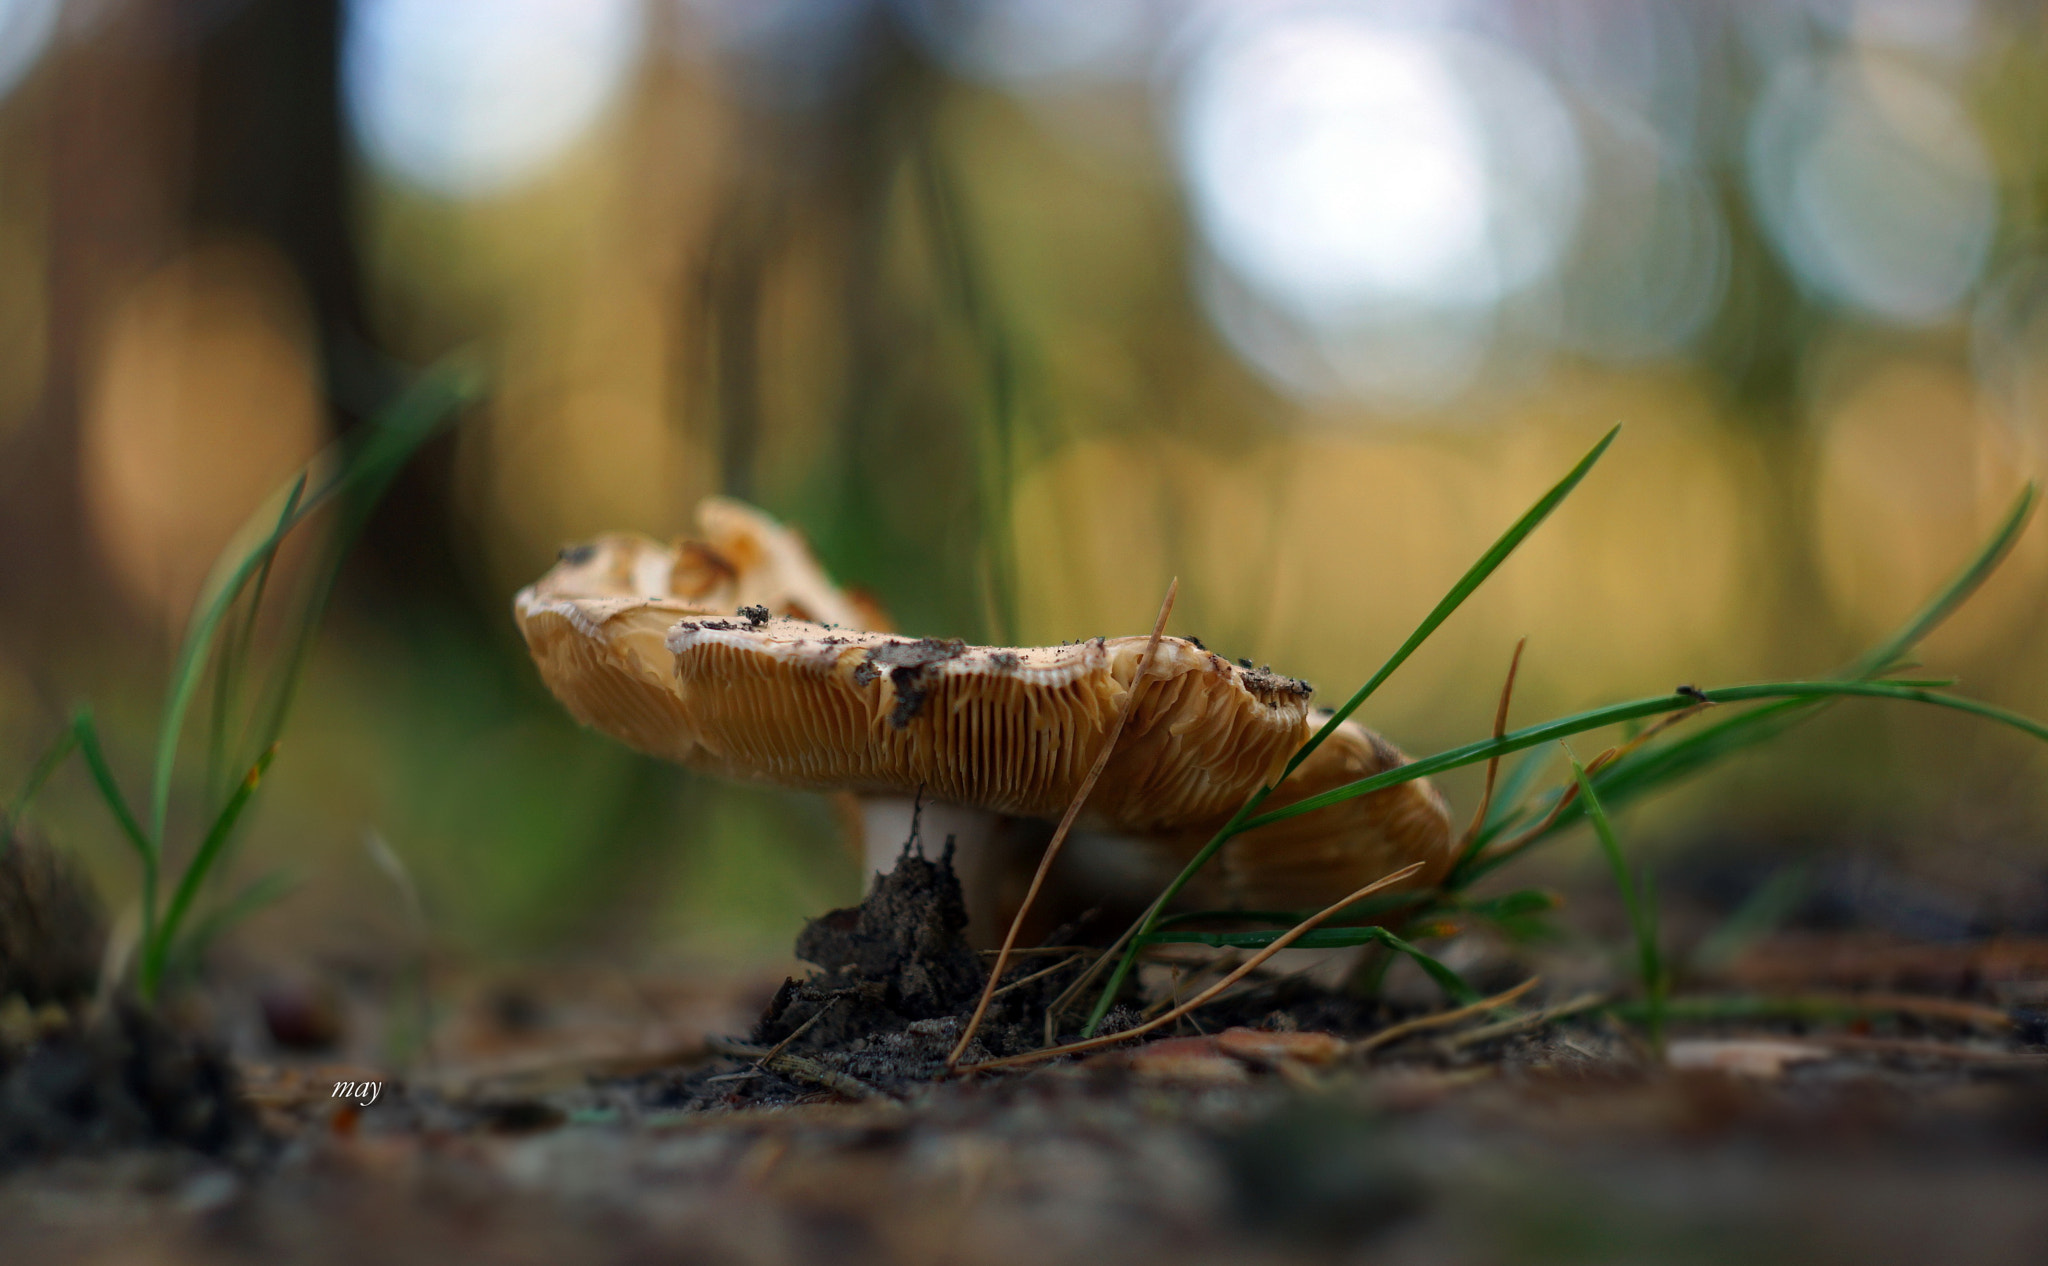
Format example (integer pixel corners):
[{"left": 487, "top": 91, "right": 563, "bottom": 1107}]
[
  {"left": 661, "top": 843, "right": 1107, "bottom": 1105},
  {"left": 655, "top": 843, "right": 1452, "bottom": 1110},
  {"left": 0, "top": 1002, "right": 260, "bottom": 1168},
  {"left": 770, "top": 840, "right": 986, "bottom": 1049},
  {"left": 0, "top": 826, "right": 105, "bottom": 1006},
  {"left": 0, "top": 825, "right": 261, "bottom": 1168}
]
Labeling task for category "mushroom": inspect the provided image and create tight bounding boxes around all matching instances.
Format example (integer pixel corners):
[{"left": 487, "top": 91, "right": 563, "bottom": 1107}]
[{"left": 515, "top": 499, "right": 1454, "bottom": 942}]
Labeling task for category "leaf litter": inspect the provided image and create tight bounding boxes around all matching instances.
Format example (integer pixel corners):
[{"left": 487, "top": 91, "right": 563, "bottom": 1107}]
[{"left": 3, "top": 829, "right": 2048, "bottom": 1265}]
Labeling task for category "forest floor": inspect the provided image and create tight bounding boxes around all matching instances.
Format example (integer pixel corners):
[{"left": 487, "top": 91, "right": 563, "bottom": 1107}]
[{"left": 5, "top": 836, "right": 2048, "bottom": 1266}]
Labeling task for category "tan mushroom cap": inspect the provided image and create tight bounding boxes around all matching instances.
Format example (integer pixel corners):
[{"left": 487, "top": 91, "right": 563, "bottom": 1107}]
[
  {"left": 515, "top": 513, "right": 1454, "bottom": 910},
  {"left": 530, "top": 496, "right": 887, "bottom": 630}
]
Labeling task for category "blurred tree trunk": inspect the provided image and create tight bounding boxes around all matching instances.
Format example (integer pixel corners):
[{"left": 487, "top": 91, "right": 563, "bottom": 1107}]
[
  {"left": 193, "top": 0, "right": 367, "bottom": 360},
  {"left": 2, "top": 3, "right": 194, "bottom": 689},
  {"left": 192, "top": 0, "right": 481, "bottom": 627}
]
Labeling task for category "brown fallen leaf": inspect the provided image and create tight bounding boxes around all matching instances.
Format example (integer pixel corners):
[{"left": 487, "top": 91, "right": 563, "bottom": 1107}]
[
  {"left": 1093, "top": 1036, "right": 1250, "bottom": 1083},
  {"left": 1215, "top": 1027, "right": 1345, "bottom": 1067},
  {"left": 1728, "top": 934, "right": 2048, "bottom": 992},
  {"left": 1666, "top": 1038, "right": 1831, "bottom": 1078}
]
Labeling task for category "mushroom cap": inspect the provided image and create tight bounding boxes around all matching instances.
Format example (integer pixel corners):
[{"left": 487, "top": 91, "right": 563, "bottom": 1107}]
[
  {"left": 515, "top": 519, "right": 1454, "bottom": 908},
  {"left": 532, "top": 497, "right": 887, "bottom": 631}
]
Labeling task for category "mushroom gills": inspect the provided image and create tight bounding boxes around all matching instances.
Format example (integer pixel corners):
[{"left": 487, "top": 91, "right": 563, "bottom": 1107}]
[{"left": 514, "top": 498, "right": 1456, "bottom": 946}]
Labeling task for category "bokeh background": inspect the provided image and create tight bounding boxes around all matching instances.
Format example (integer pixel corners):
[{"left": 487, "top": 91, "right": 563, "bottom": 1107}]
[{"left": 2, "top": 0, "right": 2046, "bottom": 982}]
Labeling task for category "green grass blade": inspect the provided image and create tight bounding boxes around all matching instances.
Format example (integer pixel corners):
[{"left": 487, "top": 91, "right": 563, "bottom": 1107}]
[
  {"left": 148, "top": 363, "right": 480, "bottom": 845},
  {"left": 1457, "top": 697, "right": 1816, "bottom": 881},
  {"left": 1513, "top": 682, "right": 2044, "bottom": 863},
  {"left": 1280, "top": 425, "right": 1619, "bottom": 787},
  {"left": 1843, "top": 484, "right": 2035, "bottom": 679},
  {"left": 1512, "top": 485, "right": 2039, "bottom": 850},
  {"left": 1574, "top": 757, "right": 1663, "bottom": 1044},
  {"left": 208, "top": 473, "right": 306, "bottom": 798},
  {"left": 914, "top": 134, "right": 1023, "bottom": 645},
  {"left": 1690, "top": 863, "right": 1811, "bottom": 974},
  {"left": 1366, "top": 926, "right": 1482, "bottom": 1004},
  {"left": 159, "top": 869, "right": 300, "bottom": 986},
  {"left": 1142, "top": 925, "right": 1478, "bottom": 1003},
  {"left": 1080, "top": 426, "right": 1620, "bottom": 1035},
  {"left": 5, "top": 726, "right": 82, "bottom": 837},
  {"left": 69, "top": 710, "right": 152, "bottom": 865},
  {"left": 150, "top": 479, "right": 314, "bottom": 846},
  {"left": 1458, "top": 888, "right": 1562, "bottom": 942},
  {"left": 1449, "top": 745, "right": 1558, "bottom": 877},
  {"left": 67, "top": 709, "right": 158, "bottom": 954},
  {"left": 1146, "top": 929, "right": 1413, "bottom": 949},
  {"left": 1478, "top": 746, "right": 1555, "bottom": 840},
  {"left": 1243, "top": 680, "right": 2048, "bottom": 834},
  {"left": 1153, "top": 909, "right": 1312, "bottom": 930},
  {"left": 1459, "top": 888, "right": 1560, "bottom": 922},
  {"left": 243, "top": 366, "right": 481, "bottom": 765},
  {"left": 143, "top": 745, "right": 277, "bottom": 997}
]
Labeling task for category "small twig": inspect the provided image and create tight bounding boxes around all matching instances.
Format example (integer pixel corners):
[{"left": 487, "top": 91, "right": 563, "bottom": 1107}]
[
  {"left": 956, "top": 861, "right": 1424, "bottom": 1073},
  {"left": 1440, "top": 991, "right": 1608, "bottom": 1052},
  {"left": 1777, "top": 992, "right": 2014, "bottom": 1031},
  {"left": 948, "top": 578, "right": 1179, "bottom": 1070},
  {"left": 1050, "top": 900, "right": 1365, "bottom": 1042},
  {"left": 1460, "top": 638, "right": 1525, "bottom": 850},
  {"left": 986, "top": 954, "right": 1091, "bottom": 1003},
  {"left": 1478, "top": 705, "right": 1712, "bottom": 868},
  {"left": 365, "top": 830, "right": 437, "bottom": 1073},
  {"left": 1624, "top": 991, "right": 2017, "bottom": 1032},
  {"left": 757, "top": 996, "right": 842, "bottom": 1066},
  {"left": 1056, "top": 921, "right": 1245, "bottom": 1040},
  {"left": 1141, "top": 952, "right": 1237, "bottom": 1021},
  {"left": 1799, "top": 1034, "right": 2048, "bottom": 1068},
  {"left": 977, "top": 946, "right": 1093, "bottom": 957},
  {"left": 1474, "top": 788, "right": 1579, "bottom": 867},
  {"left": 1044, "top": 901, "right": 1155, "bottom": 1045},
  {"left": 1350, "top": 976, "right": 1541, "bottom": 1056},
  {"left": 1477, "top": 742, "right": 1614, "bottom": 866},
  {"left": 707, "top": 1035, "right": 886, "bottom": 1101}
]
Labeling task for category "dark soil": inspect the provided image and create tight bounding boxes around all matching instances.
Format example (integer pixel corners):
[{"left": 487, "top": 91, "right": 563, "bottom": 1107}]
[
  {"left": 0, "top": 828, "right": 260, "bottom": 1170},
  {"left": 649, "top": 843, "right": 1121, "bottom": 1106},
  {"left": 774, "top": 841, "right": 986, "bottom": 1047},
  {"left": 0, "top": 827, "right": 105, "bottom": 1006},
  {"left": 637, "top": 844, "right": 1535, "bottom": 1113},
  {"left": 0, "top": 1003, "right": 261, "bottom": 1170},
  {"left": 5, "top": 831, "right": 2048, "bottom": 1266}
]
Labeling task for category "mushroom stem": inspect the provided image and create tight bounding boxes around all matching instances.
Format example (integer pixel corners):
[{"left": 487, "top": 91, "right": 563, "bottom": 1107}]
[
  {"left": 855, "top": 797, "right": 1010, "bottom": 939},
  {"left": 852, "top": 797, "right": 1183, "bottom": 950}
]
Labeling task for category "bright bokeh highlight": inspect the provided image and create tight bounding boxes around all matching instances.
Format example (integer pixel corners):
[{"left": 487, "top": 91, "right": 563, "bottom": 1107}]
[
  {"left": 0, "top": 0, "right": 57, "bottom": 104},
  {"left": 344, "top": 0, "right": 646, "bottom": 197},
  {"left": 1176, "top": 10, "right": 1582, "bottom": 405},
  {"left": 1747, "top": 55, "right": 1995, "bottom": 324}
]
